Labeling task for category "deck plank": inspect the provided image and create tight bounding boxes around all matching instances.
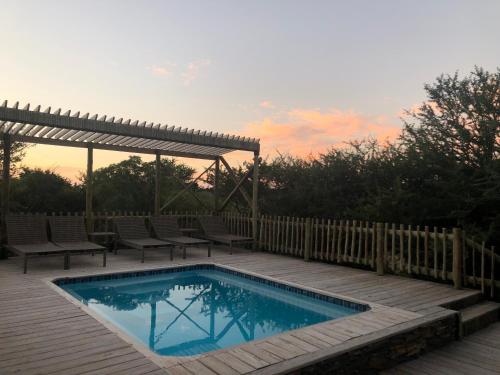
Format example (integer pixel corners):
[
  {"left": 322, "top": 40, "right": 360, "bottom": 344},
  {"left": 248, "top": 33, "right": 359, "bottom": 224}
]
[
  {"left": 198, "top": 355, "right": 240, "bottom": 375},
  {"left": 383, "top": 323, "right": 500, "bottom": 375},
  {"left": 213, "top": 352, "right": 256, "bottom": 373},
  {"left": 0, "top": 246, "right": 483, "bottom": 374}
]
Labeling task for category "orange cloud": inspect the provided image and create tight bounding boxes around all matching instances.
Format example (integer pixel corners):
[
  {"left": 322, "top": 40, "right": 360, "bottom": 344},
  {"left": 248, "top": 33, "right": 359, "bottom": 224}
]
[
  {"left": 242, "top": 108, "right": 401, "bottom": 158},
  {"left": 20, "top": 108, "right": 402, "bottom": 181}
]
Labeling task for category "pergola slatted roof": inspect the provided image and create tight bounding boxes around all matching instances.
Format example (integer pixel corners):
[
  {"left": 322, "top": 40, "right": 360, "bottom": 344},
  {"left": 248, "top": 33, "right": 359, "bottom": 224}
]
[
  {"left": 0, "top": 98, "right": 261, "bottom": 253},
  {"left": 0, "top": 100, "right": 260, "bottom": 159}
]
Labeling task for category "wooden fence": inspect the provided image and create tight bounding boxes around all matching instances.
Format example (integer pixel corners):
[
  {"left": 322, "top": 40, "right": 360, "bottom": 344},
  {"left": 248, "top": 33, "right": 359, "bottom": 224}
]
[
  {"left": 6, "top": 210, "right": 498, "bottom": 298},
  {"left": 219, "top": 213, "right": 499, "bottom": 299}
]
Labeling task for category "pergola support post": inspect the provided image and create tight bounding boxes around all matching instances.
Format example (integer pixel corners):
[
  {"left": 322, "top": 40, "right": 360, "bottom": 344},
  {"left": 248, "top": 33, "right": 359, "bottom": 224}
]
[
  {"left": 86, "top": 144, "right": 93, "bottom": 233},
  {"left": 154, "top": 152, "right": 161, "bottom": 216},
  {"left": 214, "top": 157, "right": 220, "bottom": 212},
  {"left": 252, "top": 151, "right": 259, "bottom": 250},
  {"left": 1, "top": 134, "right": 11, "bottom": 258}
]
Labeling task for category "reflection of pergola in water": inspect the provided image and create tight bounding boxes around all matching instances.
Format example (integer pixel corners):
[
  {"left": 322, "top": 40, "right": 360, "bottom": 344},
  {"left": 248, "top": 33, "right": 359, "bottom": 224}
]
[
  {"left": 148, "top": 283, "right": 255, "bottom": 355},
  {"left": 0, "top": 100, "right": 260, "bottom": 248}
]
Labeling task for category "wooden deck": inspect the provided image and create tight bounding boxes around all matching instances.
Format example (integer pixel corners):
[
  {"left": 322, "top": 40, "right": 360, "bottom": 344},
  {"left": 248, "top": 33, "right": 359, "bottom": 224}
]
[
  {"left": 0, "top": 246, "right": 481, "bottom": 374},
  {"left": 383, "top": 322, "right": 500, "bottom": 374}
]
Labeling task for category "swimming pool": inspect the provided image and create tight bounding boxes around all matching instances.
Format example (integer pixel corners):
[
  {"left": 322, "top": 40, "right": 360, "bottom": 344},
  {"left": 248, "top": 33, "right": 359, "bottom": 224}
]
[{"left": 54, "top": 264, "right": 368, "bottom": 356}]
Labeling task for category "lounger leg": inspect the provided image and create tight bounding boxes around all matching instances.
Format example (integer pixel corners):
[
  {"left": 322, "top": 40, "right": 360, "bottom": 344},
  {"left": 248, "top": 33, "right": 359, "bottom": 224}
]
[
  {"left": 103, "top": 250, "right": 107, "bottom": 267},
  {"left": 23, "top": 255, "right": 28, "bottom": 274},
  {"left": 229, "top": 241, "right": 233, "bottom": 255},
  {"left": 183, "top": 246, "right": 186, "bottom": 259},
  {"left": 170, "top": 247, "right": 174, "bottom": 261},
  {"left": 208, "top": 243, "right": 211, "bottom": 257},
  {"left": 141, "top": 249, "right": 145, "bottom": 263},
  {"left": 64, "top": 253, "right": 70, "bottom": 270}
]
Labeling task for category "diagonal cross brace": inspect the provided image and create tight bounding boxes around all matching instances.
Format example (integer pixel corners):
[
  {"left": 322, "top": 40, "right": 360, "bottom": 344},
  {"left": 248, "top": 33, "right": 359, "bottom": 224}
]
[
  {"left": 219, "top": 168, "right": 253, "bottom": 211},
  {"left": 219, "top": 156, "right": 253, "bottom": 208},
  {"left": 172, "top": 174, "right": 210, "bottom": 210},
  {"left": 160, "top": 160, "right": 215, "bottom": 211}
]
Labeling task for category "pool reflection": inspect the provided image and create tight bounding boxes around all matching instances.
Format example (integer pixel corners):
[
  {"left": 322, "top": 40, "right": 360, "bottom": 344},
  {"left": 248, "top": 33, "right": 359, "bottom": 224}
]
[{"left": 65, "top": 271, "right": 353, "bottom": 356}]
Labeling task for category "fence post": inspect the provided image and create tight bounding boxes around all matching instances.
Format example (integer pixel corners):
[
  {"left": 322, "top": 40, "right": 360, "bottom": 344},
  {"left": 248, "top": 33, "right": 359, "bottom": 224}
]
[
  {"left": 376, "top": 222, "right": 384, "bottom": 275},
  {"left": 304, "top": 217, "right": 311, "bottom": 262},
  {"left": 452, "top": 227, "right": 463, "bottom": 289}
]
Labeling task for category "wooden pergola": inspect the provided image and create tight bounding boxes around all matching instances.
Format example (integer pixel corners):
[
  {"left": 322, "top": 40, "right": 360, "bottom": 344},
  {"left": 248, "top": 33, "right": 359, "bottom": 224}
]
[{"left": 0, "top": 100, "right": 260, "bottom": 246}]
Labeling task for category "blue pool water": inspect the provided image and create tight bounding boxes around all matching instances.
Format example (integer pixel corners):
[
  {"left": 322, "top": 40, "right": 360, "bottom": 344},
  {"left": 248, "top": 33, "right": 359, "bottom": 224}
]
[{"left": 57, "top": 266, "right": 364, "bottom": 356}]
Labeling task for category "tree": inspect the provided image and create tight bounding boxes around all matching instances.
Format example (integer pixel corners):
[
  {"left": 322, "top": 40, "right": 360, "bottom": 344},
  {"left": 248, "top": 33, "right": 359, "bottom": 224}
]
[
  {"left": 89, "top": 156, "right": 212, "bottom": 212},
  {"left": 10, "top": 168, "right": 84, "bottom": 213},
  {"left": 402, "top": 67, "right": 499, "bottom": 168},
  {"left": 236, "top": 67, "right": 500, "bottom": 245},
  {"left": 2, "top": 68, "right": 498, "bottom": 246},
  {"left": 400, "top": 67, "right": 500, "bottom": 241},
  {"left": 0, "top": 140, "right": 30, "bottom": 175}
]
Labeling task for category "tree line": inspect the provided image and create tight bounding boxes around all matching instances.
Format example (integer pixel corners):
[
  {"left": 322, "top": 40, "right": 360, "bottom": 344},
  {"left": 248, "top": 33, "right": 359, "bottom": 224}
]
[
  {"left": 2, "top": 67, "right": 499, "bottom": 246},
  {"left": 213, "top": 67, "right": 500, "bottom": 246}
]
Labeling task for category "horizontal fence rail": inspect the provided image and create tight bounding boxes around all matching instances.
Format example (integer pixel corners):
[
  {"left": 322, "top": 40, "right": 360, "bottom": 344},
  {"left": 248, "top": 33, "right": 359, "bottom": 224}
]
[
  {"left": 3, "top": 211, "right": 498, "bottom": 299},
  {"left": 221, "top": 213, "right": 498, "bottom": 299}
]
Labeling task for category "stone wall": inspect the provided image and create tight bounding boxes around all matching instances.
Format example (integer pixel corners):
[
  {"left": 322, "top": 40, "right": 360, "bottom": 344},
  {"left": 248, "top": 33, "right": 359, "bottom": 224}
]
[{"left": 260, "top": 310, "right": 458, "bottom": 375}]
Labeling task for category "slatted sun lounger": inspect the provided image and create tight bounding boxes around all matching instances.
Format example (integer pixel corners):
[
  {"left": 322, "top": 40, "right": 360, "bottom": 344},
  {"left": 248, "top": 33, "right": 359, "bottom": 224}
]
[
  {"left": 5, "top": 214, "right": 94, "bottom": 273},
  {"left": 48, "top": 215, "right": 106, "bottom": 269},
  {"left": 149, "top": 216, "right": 211, "bottom": 259},
  {"left": 197, "top": 215, "right": 253, "bottom": 254},
  {"left": 113, "top": 216, "right": 174, "bottom": 262}
]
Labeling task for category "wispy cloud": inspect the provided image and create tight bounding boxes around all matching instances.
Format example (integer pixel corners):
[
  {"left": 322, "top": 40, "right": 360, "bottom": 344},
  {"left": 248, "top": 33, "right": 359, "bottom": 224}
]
[
  {"left": 148, "top": 63, "right": 176, "bottom": 77},
  {"left": 182, "top": 59, "right": 211, "bottom": 85},
  {"left": 242, "top": 108, "right": 401, "bottom": 158},
  {"left": 147, "top": 59, "right": 212, "bottom": 85},
  {"left": 260, "top": 100, "right": 275, "bottom": 109}
]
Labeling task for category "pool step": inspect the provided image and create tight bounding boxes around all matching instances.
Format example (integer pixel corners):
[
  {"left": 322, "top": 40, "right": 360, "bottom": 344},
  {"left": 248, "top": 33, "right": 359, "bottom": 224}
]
[
  {"left": 441, "top": 290, "right": 482, "bottom": 311},
  {"left": 459, "top": 301, "right": 500, "bottom": 337}
]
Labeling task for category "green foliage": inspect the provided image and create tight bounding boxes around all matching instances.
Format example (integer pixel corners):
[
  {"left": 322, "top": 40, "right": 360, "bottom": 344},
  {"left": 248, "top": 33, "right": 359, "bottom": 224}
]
[
  {"left": 403, "top": 67, "right": 499, "bottom": 168},
  {"left": 3, "top": 67, "right": 499, "bottom": 246},
  {"left": 0, "top": 140, "right": 30, "bottom": 175},
  {"left": 7, "top": 156, "right": 214, "bottom": 214},
  {"left": 89, "top": 156, "right": 212, "bottom": 212},
  {"left": 399, "top": 67, "right": 500, "bottom": 242},
  {"left": 214, "top": 67, "right": 500, "bottom": 246},
  {"left": 10, "top": 168, "right": 84, "bottom": 212}
]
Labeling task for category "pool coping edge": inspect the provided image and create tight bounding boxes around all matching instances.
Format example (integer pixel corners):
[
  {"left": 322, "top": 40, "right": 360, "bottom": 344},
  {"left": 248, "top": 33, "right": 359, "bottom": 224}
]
[{"left": 44, "top": 262, "right": 417, "bottom": 371}]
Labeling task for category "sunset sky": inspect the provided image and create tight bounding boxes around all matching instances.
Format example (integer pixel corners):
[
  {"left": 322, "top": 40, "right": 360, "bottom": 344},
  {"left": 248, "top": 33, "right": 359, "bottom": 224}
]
[{"left": 1, "top": 0, "right": 499, "bottom": 181}]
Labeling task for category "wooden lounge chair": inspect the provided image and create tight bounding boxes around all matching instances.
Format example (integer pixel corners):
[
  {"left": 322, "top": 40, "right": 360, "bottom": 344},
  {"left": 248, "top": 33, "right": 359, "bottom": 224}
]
[
  {"left": 48, "top": 216, "right": 106, "bottom": 269},
  {"left": 113, "top": 217, "right": 173, "bottom": 262},
  {"left": 197, "top": 215, "right": 253, "bottom": 254},
  {"left": 5, "top": 214, "right": 69, "bottom": 273},
  {"left": 149, "top": 216, "right": 211, "bottom": 259}
]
